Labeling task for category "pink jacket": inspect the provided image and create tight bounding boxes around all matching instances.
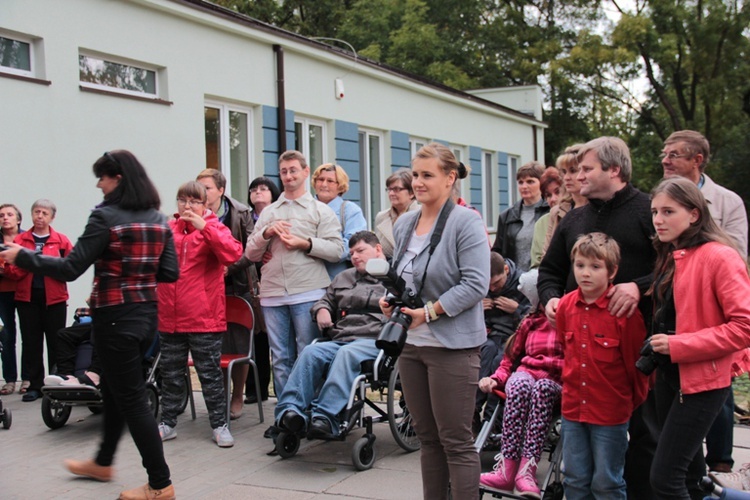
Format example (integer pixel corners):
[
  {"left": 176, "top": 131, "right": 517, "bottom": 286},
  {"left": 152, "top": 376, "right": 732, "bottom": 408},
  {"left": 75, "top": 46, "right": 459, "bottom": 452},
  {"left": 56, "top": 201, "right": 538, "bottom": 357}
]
[
  {"left": 668, "top": 242, "right": 750, "bottom": 394},
  {"left": 158, "top": 211, "right": 242, "bottom": 333}
]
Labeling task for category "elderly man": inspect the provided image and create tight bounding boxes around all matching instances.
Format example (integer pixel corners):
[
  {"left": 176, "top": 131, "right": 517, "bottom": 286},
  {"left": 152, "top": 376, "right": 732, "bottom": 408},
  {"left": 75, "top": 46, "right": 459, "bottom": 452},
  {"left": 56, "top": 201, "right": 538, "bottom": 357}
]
[
  {"left": 538, "top": 137, "right": 658, "bottom": 499},
  {"left": 274, "top": 231, "right": 387, "bottom": 439},
  {"left": 662, "top": 130, "right": 749, "bottom": 478}
]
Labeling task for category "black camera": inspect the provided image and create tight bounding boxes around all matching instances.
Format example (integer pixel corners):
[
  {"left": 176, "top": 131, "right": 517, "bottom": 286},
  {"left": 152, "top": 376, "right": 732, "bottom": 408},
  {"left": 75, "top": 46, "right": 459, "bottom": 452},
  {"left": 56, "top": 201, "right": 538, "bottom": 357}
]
[
  {"left": 366, "top": 259, "right": 424, "bottom": 357},
  {"left": 635, "top": 334, "right": 672, "bottom": 375}
]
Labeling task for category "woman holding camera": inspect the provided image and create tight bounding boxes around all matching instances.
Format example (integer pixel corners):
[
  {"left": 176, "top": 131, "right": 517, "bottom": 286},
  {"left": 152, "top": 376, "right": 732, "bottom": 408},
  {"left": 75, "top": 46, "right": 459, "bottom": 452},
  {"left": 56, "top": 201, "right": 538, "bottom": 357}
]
[
  {"left": 647, "top": 177, "right": 750, "bottom": 498},
  {"left": 379, "top": 143, "right": 490, "bottom": 500}
]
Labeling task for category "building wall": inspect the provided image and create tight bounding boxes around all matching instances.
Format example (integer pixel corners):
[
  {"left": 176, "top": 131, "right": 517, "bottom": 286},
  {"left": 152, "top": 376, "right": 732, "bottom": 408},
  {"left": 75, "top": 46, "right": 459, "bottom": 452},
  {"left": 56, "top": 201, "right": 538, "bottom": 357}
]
[{"left": 1, "top": 0, "right": 545, "bottom": 310}]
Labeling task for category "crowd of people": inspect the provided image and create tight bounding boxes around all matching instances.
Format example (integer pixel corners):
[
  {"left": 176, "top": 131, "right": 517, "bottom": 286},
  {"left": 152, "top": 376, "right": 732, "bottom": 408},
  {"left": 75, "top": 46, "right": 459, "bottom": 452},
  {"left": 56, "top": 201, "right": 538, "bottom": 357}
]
[{"left": 0, "top": 129, "right": 749, "bottom": 500}]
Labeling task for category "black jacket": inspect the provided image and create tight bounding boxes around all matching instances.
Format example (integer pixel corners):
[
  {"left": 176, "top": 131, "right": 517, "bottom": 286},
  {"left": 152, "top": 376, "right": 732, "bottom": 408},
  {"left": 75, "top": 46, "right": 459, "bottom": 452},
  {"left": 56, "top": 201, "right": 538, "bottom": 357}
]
[
  {"left": 484, "top": 258, "right": 530, "bottom": 341},
  {"left": 491, "top": 199, "right": 549, "bottom": 266},
  {"left": 221, "top": 196, "right": 259, "bottom": 296}
]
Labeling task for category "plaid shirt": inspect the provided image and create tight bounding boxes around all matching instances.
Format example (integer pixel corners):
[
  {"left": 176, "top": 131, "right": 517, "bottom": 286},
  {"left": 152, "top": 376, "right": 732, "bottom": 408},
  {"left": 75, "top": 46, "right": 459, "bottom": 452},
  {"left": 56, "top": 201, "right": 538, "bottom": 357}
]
[{"left": 91, "top": 222, "right": 175, "bottom": 308}]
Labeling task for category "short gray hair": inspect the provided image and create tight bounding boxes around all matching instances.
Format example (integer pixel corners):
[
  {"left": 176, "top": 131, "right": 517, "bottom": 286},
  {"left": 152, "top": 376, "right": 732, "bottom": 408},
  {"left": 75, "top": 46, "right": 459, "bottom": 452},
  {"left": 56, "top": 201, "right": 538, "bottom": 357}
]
[
  {"left": 577, "top": 137, "right": 632, "bottom": 183},
  {"left": 31, "top": 198, "right": 57, "bottom": 217}
]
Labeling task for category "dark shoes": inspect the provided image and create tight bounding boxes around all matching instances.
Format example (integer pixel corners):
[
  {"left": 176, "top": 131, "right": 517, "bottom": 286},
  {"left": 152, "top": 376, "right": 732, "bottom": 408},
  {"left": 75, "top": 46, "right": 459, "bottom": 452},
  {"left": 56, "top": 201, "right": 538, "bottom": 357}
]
[
  {"left": 279, "top": 410, "right": 305, "bottom": 433},
  {"left": 22, "top": 390, "right": 41, "bottom": 402},
  {"left": 244, "top": 393, "right": 269, "bottom": 404},
  {"left": 263, "top": 425, "right": 279, "bottom": 440},
  {"left": 307, "top": 417, "right": 335, "bottom": 439}
]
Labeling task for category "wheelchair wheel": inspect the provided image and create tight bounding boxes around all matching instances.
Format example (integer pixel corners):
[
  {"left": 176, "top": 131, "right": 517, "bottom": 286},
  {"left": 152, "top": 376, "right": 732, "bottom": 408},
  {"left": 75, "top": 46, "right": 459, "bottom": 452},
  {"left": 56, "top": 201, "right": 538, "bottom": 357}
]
[
  {"left": 387, "top": 364, "right": 420, "bottom": 452},
  {"left": 275, "top": 431, "right": 300, "bottom": 459},
  {"left": 41, "top": 396, "right": 72, "bottom": 429},
  {"left": 542, "top": 481, "right": 564, "bottom": 500},
  {"left": 88, "top": 405, "right": 103, "bottom": 415},
  {"left": 351, "top": 436, "right": 376, "bottom": 471},
  {"left": 146, "top": 383, "right": 160, "bottom": 418},
  {"left": 2, "top": 408, "right": 11, "bottom": 429}
]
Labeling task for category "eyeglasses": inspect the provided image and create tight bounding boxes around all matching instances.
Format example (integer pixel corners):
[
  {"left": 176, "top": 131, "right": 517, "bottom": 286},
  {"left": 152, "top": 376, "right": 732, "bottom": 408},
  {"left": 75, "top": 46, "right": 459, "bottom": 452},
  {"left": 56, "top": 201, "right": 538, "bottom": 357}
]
[
  {"left": 385, "top": 186, "right": 408, "bottom": 193},
  {"left": 176, "top": 198, "right": 205, "bottom": 207},
  {"left": 249, "top": 186, "right": 270, "bottom": 194},
  {"left": 279, "top": 168, "right": 301, "bottom": 177},
  {"left": 315, "top": 178, "right": 338, "bottom": 185},
  {"left": 659, "top": 152, "right": 691, "bottom": 161}
]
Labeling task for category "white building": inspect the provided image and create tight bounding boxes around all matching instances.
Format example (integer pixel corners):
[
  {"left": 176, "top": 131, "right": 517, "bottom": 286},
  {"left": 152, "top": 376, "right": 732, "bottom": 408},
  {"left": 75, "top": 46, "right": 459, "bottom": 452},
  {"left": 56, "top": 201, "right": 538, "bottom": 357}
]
[{"left": 1, "top": 0, "right": 546, "bottom": 308}]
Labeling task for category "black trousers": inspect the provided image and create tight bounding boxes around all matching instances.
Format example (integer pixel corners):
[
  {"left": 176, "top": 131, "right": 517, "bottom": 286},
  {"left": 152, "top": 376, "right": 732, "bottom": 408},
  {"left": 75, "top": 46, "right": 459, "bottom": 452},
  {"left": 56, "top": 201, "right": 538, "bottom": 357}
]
[
  {"left": 56, "top": 322, "right": 101, "bottom": 376},
  {"left": 650, "top": 367, "right": 729, "bottom": 499},
  {"left": 92, "top": 303, "right": 171, "bottom": 490},
  {"left": 246, "top": 330, "right": 270, "bottom": 399},
  {"left": 16, "top": 289, "right": 67, "bottom": 391}
]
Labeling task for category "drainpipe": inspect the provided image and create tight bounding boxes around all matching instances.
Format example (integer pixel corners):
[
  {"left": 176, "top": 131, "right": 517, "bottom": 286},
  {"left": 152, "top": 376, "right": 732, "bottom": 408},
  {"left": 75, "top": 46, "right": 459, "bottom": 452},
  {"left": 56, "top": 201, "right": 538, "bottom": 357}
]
[
  {"left": 274, "top": 44, "right": 287, "bottom": 154},
  {"left": 532, "top": 125, "right": 538, "bottom": 162}
]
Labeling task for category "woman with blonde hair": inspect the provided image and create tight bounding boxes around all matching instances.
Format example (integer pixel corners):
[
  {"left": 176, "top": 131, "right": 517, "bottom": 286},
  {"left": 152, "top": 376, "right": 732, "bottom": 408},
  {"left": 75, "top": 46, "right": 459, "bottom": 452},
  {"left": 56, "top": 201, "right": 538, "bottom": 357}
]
[
  {"left": 312, "top": 163, "right": 368, "bottom": 279},
  {"left": 380, "top": 142, "right": 490, "bottom": 499}
]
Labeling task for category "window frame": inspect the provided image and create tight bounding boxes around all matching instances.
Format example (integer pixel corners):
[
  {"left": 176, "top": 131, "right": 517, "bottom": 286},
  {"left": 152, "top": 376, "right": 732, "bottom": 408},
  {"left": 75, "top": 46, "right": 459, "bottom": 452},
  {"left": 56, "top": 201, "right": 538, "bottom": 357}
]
[
  {"left": 78, "top": 50, "right": 161, "bottom": 100},
  {"left": 450, "top": 145, "right": 470, "bottom": 201},
  {"left": 409, "top": 137, "right": 429, "bottom": 158},
  {"left": 482, "top": 151, "right": 498, "bottom": 230},
  {"left": 358, "top": 128, "right": 386, "bottom": 227},
  {"left": 204, "top": 100, "right": 254, "bottom": 200},
  {"left": 294, "top": 116, "right": 328, "bottom": 187},
  {"left": 0, "top": 31, "right": 34, "bottom": 78},
  {"left": 508, "top": 155, "right": 520, "bottom": 207}
]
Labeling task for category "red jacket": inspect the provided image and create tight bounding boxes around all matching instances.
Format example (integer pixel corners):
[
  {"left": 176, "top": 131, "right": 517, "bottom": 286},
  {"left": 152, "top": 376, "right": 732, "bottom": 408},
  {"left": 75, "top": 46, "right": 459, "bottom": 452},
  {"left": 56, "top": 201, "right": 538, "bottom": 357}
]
[
  {"left": 556, "top": 286, "right": 649, "bottom": 426},
  {"left": 157, "top": 212, "right": 242, "bottom": 333},
  {"left": 667, "top": 242, "right": 750, "bottom": 394},
  {"left": 6, "top": 227, "right": 72, "bottom": 305}
]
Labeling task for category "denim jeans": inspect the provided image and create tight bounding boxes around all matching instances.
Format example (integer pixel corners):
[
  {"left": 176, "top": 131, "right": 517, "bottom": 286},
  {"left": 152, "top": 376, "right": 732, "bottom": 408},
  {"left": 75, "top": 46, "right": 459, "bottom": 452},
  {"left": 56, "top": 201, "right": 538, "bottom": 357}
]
[
  {"left": 262, "top": 302, "right": 320, "bottom": 396},
  {"left": 651, "top": 368, "right": 729, "bottom": 500},
  {"left": 705, "top": 390, "right": 735, "bottom": 469},
  {"left": 274, "top": 339, "right": 378, "bottom": 433},
  {"left": 0, "top": 291, "right": 19, "bottom": 381},
  {"left": 562, "top": 417, "right": 628, "bottom": 500}
]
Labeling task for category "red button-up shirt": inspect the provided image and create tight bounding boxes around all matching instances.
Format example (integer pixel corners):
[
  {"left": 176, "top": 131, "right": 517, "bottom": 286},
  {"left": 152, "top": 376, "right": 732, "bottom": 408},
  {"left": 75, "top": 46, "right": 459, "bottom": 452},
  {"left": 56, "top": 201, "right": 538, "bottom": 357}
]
[{"left": 556, "top": 286, "right": 649, "bottom": 425}]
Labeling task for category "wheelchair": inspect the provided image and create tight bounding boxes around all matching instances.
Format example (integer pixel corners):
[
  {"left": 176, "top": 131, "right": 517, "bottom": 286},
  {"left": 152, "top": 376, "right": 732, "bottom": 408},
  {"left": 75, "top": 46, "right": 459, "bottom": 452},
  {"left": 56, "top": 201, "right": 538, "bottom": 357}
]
[
  {"left": 701, "top": 475, "right": 750, "bottom": 499},
  {"left": 40, "top": 333, "right": 188, "bottom": 429},
  {"left": 474, "top": 389, "right": 564, "bottom": 500},
  {"left": 274, "top": 349, "right": 420, "bottom": 471},
  {"left": 0, "top": 341, "right": 10, "bottom": 429}
]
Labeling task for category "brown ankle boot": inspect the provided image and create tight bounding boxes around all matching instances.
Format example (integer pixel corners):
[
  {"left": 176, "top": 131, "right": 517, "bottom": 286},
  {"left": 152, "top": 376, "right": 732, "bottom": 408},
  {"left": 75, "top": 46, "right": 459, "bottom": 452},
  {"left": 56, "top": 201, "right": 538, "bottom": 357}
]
[
  {"left": 118, "top": 483, "right": 175, "bottom": 500},
  {"left": 64, "top": 458, "right": 114, "bottom": 482}
]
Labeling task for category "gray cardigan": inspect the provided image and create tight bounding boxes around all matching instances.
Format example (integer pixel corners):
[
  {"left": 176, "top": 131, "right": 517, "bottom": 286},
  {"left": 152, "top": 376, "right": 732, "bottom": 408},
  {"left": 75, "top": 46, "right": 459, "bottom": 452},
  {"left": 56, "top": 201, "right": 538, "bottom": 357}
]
[{"left": 392, "top": 204, "right": 490, "bottom": 349}]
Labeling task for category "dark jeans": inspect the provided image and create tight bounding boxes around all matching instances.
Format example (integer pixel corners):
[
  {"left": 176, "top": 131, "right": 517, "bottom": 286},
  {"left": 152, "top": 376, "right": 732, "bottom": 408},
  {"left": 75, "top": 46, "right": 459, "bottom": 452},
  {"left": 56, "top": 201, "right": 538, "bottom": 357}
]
[
  {"left": 705, "top": 390, "right": 734, "bottom": 469},
  {"left": 651, "top": 368, "right": 729, "bottom": 500},
  {"left": 56, "top": 322, "right": 101, "bottom": 376},
  {"left": 16, "top": 290, "right": 67, "bottom": 391},
  {"left": 246, "top": 330, "right": 270, "bottom": 399},
  {"left": 475, "top": 335, "right": 506, "bottom": 422},
  {"left": 0, "top": 291, "right": 20, "bottom": 381},
  {"left": 92, "top": 303, "right": 171, "bottom": 490}
]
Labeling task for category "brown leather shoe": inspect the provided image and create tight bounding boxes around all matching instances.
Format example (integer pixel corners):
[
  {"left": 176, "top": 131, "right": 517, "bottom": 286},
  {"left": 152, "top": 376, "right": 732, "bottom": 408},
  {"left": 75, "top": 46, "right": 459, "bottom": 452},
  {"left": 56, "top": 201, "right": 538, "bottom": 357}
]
[
  {"left": 64, "top": 458, "right": 114, "bottom": 482},
  {"left": 119, "top": 483, "right": 175, "bottom": 500}
]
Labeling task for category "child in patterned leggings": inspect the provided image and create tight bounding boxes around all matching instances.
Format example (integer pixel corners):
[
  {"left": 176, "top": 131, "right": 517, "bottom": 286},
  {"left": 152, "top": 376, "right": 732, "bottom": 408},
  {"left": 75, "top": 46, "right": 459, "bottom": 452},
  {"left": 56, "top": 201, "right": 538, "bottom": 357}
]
[{"left": 478, "top": 270, "right": 564, "bottom": 498}]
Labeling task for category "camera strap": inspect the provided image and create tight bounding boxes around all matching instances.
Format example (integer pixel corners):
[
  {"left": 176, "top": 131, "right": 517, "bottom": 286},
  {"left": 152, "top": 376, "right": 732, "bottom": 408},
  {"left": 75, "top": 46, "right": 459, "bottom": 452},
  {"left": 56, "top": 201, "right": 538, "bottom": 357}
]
[{"left": 392, "top": 199, "right": 455, "bottom": 298}]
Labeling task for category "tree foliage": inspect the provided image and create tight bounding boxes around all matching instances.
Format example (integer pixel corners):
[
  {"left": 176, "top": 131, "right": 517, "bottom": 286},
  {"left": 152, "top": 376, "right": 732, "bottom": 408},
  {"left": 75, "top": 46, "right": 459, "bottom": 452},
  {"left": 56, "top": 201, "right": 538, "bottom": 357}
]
[{"left": 213, "top": 0, "right": 750, "bottom": 200}]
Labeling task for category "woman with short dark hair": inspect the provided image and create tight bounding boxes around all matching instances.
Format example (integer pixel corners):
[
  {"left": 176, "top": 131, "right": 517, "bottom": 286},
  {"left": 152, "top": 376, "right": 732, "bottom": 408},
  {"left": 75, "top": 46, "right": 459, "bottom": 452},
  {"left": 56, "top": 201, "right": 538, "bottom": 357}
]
[{"left": 0, "top": 150, "right": 178, "bottom": 500}]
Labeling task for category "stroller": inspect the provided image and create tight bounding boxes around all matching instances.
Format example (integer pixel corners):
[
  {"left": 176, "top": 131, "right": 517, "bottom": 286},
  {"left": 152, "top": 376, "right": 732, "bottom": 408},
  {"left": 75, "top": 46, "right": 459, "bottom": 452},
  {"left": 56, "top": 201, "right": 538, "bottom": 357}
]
[{"left": 40, "top": 326, "right": 187, "bottom": 429}]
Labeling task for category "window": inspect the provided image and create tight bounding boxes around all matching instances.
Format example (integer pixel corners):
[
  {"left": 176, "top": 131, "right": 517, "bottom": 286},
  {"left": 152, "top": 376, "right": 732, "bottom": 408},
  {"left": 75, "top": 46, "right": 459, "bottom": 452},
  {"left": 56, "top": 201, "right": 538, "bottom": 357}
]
[
  {"left": 79, "top": 52, "right": 159, "bottom": 99},
  {"left": 0, "top": 35, "right": 31, "bottom": 77},
  {"left": 409, "top": 137, "right": 428, "bottom": 158},
  {"left": 294, "top": 118, "right": 326, "bottom": 171},
  {"left": 205, "top": 102, "right": 253, "bottom": 199},
  {"left": 451, "top": 145, "right": 470, "bottom": 201},
  {"left": 483, "top": 152, "right": 497, "bottom": 229},
  {"left": 508, "top": 155, "right": 520, "bottom": 207},
  {"left": 359, "top": 130, "right": 385, "bottom": 226}
]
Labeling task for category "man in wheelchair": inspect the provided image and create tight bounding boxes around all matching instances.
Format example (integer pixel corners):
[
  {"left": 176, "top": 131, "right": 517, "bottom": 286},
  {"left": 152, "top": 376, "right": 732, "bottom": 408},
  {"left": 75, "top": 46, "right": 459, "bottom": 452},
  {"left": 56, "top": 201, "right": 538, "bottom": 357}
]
[
  {"left": 273, "top": 231, "right": 387, "bottom": 439},
  {"left": 44, "top": 306, "right": 102, "bottom": 388}
]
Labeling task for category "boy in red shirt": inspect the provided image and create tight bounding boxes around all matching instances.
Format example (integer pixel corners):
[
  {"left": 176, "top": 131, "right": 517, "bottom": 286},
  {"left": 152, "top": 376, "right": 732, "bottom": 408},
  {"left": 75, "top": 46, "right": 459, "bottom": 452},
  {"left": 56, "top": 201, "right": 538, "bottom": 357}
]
[{"left": 555, "top": 232, "right": 648, "bottom": 499}]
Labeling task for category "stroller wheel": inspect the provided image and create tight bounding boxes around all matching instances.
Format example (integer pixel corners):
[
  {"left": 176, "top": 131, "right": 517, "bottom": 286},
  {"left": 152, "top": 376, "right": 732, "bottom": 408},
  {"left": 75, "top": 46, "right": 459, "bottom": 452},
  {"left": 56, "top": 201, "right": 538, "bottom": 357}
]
[
  {"left": 275, "top": 431, "right": 300, "bottom": 459},
  {"left": 41, "top": 395, "right": 72, "bottom": 429},
  {"left": 2, "top": 408, "right": 11, "bottom": 429},
  {"left": 146, "top": 383, "right": 160, "bottom": 418}
]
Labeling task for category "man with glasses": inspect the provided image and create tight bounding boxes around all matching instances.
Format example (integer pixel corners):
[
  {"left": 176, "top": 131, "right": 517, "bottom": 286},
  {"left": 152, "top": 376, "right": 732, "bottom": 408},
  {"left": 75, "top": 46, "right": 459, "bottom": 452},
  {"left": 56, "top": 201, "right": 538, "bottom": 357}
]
[
  {"left": 662, "top": 131, "right": 748, "bottom": 483},
  {"left": 245, "top": 150, "right": 343, "bottom": 438}
]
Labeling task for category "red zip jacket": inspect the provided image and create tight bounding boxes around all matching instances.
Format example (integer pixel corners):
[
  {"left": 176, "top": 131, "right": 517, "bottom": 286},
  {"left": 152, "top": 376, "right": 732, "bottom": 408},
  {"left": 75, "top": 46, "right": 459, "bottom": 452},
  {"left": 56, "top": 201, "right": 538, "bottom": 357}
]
[
  {"left": 6, "top": 227, "right": 72, "bottom": 305},
  {"left": 158, "top": 211, "right": 242, "bottom": 333},
  {"left": 667, "top": 242, "right": 750, "bottom": 394},
  {"left": 556, "top": 286, "right": 649, "bottom": 426}
]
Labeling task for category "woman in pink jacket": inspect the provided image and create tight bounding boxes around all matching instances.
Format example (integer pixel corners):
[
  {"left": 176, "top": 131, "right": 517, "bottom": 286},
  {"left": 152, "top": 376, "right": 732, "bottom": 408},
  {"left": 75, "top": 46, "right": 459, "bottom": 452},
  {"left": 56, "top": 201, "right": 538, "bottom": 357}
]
[
  {"left": 157, "top": 181, "right": 242, "bottom": 448},
  {"left": 647, "top": 177, "right": 750, "bottom": 498}
]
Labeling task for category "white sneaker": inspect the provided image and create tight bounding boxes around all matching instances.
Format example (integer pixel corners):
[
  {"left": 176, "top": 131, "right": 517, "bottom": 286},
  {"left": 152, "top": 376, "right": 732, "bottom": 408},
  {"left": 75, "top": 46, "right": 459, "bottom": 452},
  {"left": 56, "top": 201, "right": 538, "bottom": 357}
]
[
  {"left": 710, "top": 463, "right": 750, "bottom": 490},
  {"left": 158, "top": 422, "right": 177, "bottom": 441},
  {"left": 212, "top": 424, "right": 234, "bottom": 448}
]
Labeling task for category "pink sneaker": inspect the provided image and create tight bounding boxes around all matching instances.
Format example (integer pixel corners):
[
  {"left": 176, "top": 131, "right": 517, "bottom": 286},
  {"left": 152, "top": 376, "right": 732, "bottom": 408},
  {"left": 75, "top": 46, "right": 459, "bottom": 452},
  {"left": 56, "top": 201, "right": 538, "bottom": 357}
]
[
  {"left": 515, "top": 456, "right": 541, "bottom": 499},
  {"left": 480, "top": 454, "right": 519, "bottom": 491}
]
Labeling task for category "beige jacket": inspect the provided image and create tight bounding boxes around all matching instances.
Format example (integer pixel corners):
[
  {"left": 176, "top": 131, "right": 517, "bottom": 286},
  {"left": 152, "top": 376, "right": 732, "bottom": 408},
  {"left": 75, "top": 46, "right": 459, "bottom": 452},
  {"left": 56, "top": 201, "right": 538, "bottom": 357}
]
[
  {"left": 374, "top": 200, "right": 419, "bottom": 258},
  {"left": 245, "top": 191, "right": 343, "bottom": 297},
  {"left": 701, "top": 174, "right": 748, "bottom": 255}
]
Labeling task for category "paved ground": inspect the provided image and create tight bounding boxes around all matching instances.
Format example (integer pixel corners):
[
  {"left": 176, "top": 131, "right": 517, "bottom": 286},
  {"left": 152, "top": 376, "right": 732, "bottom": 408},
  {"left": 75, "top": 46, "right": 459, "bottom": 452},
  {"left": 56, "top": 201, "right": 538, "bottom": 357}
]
[{"left": 3, "top": 388, "right": 750, "bottom": 499}]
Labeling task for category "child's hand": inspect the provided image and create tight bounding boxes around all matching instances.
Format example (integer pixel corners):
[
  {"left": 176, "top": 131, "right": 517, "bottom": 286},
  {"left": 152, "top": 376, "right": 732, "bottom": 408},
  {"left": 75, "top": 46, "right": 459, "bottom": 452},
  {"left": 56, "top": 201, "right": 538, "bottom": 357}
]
[{"left": 478, "top": 377, "right": 498, "bottom": 394}]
